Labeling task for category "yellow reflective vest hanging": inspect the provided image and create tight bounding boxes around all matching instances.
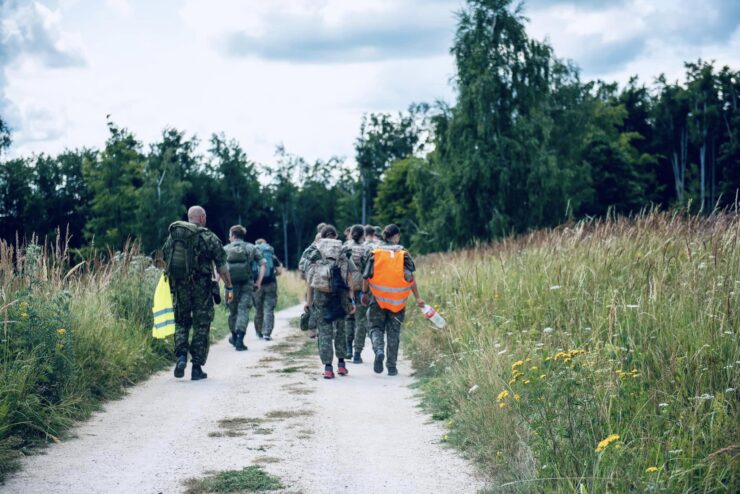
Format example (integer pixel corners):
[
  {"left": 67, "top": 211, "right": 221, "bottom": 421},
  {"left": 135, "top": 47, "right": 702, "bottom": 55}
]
[{"left": 152, "top": 274, "right": 176, "bottom": 339}]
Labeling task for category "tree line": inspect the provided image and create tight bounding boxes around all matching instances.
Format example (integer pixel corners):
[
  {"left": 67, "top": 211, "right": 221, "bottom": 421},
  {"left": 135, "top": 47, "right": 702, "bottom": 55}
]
[{"left": 1, "top": 0, "right": 738, "bottom": 260}]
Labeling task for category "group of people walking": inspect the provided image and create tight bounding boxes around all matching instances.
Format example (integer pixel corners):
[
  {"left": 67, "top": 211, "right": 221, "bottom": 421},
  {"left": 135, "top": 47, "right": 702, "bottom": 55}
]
[
  {"left": 162, "top": 205, "right": 425, "bottom": 381},
  {"left": 299, "top": 222, "right": 425, "bottom": 379}
]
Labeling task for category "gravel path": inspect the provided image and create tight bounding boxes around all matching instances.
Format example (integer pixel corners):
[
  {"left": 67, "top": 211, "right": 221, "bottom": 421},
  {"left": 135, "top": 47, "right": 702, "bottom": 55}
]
[{"left": 2, "top": 305, "right": 484, "bottom": 494}]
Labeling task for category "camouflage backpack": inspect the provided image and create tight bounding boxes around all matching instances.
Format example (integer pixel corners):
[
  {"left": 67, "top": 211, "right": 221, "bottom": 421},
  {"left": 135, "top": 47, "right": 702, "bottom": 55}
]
[
  {"left": 224, "top": 241, "right": 252, "bottom": 284},
  {"left": 164, "top": 221, "right": 204, "bottom": 281},
  {"left": 347, "top": 240, "right": 365, "bottom": 288},
  {"left": 308, "top": 238, "right": 349, "bottom": 293}
]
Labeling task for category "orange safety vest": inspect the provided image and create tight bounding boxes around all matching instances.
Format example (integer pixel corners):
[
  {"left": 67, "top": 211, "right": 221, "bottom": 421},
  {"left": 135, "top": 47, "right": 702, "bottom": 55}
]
[{"left": 368, "top": 248, "right": 413, "bottom": 313}]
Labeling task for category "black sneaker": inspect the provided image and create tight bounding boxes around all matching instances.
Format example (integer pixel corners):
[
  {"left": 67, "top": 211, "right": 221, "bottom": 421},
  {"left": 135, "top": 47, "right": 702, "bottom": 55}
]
[
  {"left": 387, "top": 367, "right": 398, "bottom": 376},
  {"left": 373, "top": 351, "right": 384, "bottom": 374},
  {"left": 174, "top": 355, "right": 187, "bottom": 378},
  {"left": 352, "top": 352, "right": 363, "bottom": 364},
  {"left": 191, "top": 364, "right": 208, "bottom": 380},
  {"left": 263, "top": 335, "right": 272, "bottom": 341},
  {"left": 255, "top": 331, "right": 263, "bottom": 339}
]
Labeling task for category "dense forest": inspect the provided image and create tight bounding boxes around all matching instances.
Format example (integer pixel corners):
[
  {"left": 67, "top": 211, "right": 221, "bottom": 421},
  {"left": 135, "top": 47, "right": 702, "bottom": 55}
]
[{"left": 1, "top": 0, "right": 738, "bottom": 265}]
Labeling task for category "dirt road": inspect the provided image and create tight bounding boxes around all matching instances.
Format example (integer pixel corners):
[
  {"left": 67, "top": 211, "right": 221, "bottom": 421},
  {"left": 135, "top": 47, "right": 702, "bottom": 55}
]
[{"left": 2, "top": 305, "right": 484, "bottom": 494}]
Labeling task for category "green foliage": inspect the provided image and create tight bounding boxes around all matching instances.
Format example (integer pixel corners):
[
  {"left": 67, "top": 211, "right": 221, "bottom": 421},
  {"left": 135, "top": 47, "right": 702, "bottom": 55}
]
[
  {"left": 183, "top": 466, "right": 284, "bottom": 493},
  {"left": 373, "top": 157, "right": 421, "bottom": 230},
  {"left": 82, "top": 122, "right": 145, "bottom": 247},
  {"left": 405, "top": 211, "right": 739, "bottom": 492}
]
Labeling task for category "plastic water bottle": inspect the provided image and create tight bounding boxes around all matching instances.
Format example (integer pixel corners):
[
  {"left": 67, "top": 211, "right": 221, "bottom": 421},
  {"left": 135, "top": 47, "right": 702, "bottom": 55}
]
[{"left": 422, "top": 304, "right": 446, "bottom": 329}]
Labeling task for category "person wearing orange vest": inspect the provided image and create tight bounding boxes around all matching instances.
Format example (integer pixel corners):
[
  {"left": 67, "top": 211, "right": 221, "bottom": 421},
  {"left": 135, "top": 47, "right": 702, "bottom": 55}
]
[{"left": 360, "top": 224, "right": 425, "bottom": 376}]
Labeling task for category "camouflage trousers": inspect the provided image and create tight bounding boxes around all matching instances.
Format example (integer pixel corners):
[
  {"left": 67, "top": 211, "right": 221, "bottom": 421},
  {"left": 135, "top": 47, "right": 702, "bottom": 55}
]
[
  {"left": 314, "top": 291, "right": 347, "bottom": 365},
  {"left": 352, "top": 289, "right": 369, "bottom": 353},
  {"left": 254, "top": 281, "right": 278, "bottom": 336},
  {"left": 228, "top": 282, "right": 254, "bottom": 335},
  {"left": 367, "top": 301, "right": 406, "bottom": 368},
  {"left": 172, "top": 276, "right": 214, "bottom": 366}
]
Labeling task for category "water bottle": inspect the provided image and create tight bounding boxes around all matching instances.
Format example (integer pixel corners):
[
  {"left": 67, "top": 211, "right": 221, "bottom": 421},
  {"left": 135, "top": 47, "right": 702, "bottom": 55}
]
[{"left": 422, "top": 304, "right": 446, "bottom": 329}]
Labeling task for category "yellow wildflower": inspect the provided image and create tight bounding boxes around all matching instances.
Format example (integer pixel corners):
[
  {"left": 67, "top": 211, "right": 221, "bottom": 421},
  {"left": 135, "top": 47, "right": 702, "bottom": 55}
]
[
  {"left": 514, "top": 394, "right": 521, "bottom": 401},
  {"left": 496, "top": 390, "right": 510, "bottom": 401},
  {"left": 19, "top": 302, "right": 29, "bottom": 310},
  {"left": 524, "top": 379, "right": 531, "bottom": 384},
  {"left": 530, "top": 366, "right": 538, "bottom": 372},
  {"left": 539, "top": 374, "right": 546, "bottom": 380},
  {"left": 499, "top": 402, "right": 507, "bottom": 409},
  {"left": 595, "top": 434, "right": 620, "bottom": 453},
  {"left": 20, "top": 312, "right": 29, "bottom": 319},
  {"left": 57, "top": 328, "right": 66, "bottom": 336},
  {"left": 645, "top": 466, "right": 659, "bottom": 474},
  {"left": 512, "top": 360, "right": 525, "bottom": 370}
]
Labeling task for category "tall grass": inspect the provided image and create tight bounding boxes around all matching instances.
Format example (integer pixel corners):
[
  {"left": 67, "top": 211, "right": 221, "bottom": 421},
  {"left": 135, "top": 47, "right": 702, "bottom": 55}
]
[
  {"left": 405, "top": 211, "right": 739, "bottom": 492},
  {"left": 0, "top": 237, "right": 171, "bottom": 481},
  {"left": 0, "top": 236, "right": 306, "bottom": 482}
]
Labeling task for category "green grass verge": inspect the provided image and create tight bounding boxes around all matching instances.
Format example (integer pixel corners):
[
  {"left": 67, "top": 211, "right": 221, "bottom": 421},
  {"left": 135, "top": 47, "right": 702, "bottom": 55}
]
[
  {"left": 404, "top": 211, "right": 739, "bottom": 493},
  {"left": 183, "top": 466, "right": 283, "bottom": 493}
]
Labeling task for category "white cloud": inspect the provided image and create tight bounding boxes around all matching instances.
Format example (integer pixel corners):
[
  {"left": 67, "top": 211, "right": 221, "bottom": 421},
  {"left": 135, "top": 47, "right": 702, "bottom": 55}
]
[{"left": 105, "top": 0, "right": 131, "bottom": 17}]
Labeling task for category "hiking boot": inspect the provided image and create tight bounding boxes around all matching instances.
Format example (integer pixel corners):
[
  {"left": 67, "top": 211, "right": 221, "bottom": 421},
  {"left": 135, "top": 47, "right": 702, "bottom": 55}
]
[
  {"left": 255, "top": 330, "right": 263, "bottom": 339},
  {"left": 387, "top": 366, "right": 398, "bottom": 376},
  {"left": 373, "top": 351, "right": 385, "bottom": 374},
  {"left": 174, "top": 355, "right": 187, "bottom": 378},
  {"left": 352, "top": 351, "right": 363, "bottom": 364},
  {"left": 235, "top": 331, "right": 247, "bottom": 351},
  {"left": 345, "top": 341, "right": 353, "bottom": 357},
  {"left": 337, "top": 361, "right": 348, "bottom": 376},
  {"left": 263, "top": 335, "right": 272, "bottom": 341},
  {"left": 323, "top": 364, "right": 335, "bottom": 379},
  {"left": 191, "top": 364, "right": 207, "bottom": 380}
]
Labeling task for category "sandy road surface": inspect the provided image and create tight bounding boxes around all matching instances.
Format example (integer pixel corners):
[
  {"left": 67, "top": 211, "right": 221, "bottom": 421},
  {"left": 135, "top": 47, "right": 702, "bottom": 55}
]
[{"left": 2, "top": 305, "right": 484, "bottom": 494}]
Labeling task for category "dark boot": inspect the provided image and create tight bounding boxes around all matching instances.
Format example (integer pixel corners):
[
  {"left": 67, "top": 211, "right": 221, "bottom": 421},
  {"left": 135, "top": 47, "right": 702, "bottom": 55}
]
[
  {"left": 352, "top": 351, "right": 363, "bottom": 364},
  {"left": 174, "top": 355, "right": 187, "bottom": 378},
  {"left": 191, "top": 364, "right": 207, "bottom": 380},
  {"left": 346, "top": 337, "right": 354, "bottom": 358},
  {"left": 387, "top": 366, "right": 398, "bottom": 376},
  {"left": 235, "top": 331, "right": 247, "bottom": 351},
  {"left": 373, "top": 350, "right": 385, "bottom": 374},
  {"left": 228, "top": 332, "right": 236, "bottom": 346}
]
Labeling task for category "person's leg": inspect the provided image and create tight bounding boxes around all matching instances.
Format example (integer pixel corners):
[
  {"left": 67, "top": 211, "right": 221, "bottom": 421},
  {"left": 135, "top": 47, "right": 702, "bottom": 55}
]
[
  {"left": 367, "top": 301, "right": 386, "bottom": 373},
  {"left": 315, "top": 294, "right": 334, "bottom": 366},
  {"left": 353, "top": 290, "right": 367, "bottom": 361},
  {"left": 384, "top": 309, "right": 405, "bottom": 374},
  {"left": 253, "top": 285, "right": 265, "bottom": 337},
  {"left": 262, "top": 282, "right": 278, "bottom": 337},
  {"left": 344, "top": 313, "right": 355, "bottom": 357},
  {"left": 234, "top": 283, "right": 252, "bottom": 350},
  {"left": 190, "top": 277, "right": 215, "bottom": 378},
  {"left": 173, "top": 285, "right": 193, "bottom": 359},
  {"left": 227, "top": 285, "right": 238, "bottom": 343}
]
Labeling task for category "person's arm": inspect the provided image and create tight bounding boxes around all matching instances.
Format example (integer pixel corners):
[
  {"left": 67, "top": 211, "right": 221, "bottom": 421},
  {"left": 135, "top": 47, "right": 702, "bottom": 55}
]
[{"left": 256, "top": 263, "right": 266, "bottom": 290}]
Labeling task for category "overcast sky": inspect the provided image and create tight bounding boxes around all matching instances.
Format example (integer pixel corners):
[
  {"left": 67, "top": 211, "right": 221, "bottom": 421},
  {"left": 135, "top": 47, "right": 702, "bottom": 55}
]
[{"left": 2, "top": 0, "right": 739, "bottom": 166}]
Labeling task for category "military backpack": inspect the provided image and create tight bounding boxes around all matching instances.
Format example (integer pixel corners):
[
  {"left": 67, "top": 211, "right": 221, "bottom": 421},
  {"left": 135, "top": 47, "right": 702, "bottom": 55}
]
[
  {"left": 163, "top": 221, "right": 204, "bottom": 281},
  {"left": 224, "top": 241, "right": 253, "bottom": 284},
  {"left": 308, "top": 238, "right": 349, "bottom": 293}
]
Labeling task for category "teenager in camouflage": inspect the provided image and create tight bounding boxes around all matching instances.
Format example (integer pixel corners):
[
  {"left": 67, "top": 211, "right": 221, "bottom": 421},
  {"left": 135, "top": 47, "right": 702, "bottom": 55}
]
[
  {"left": 224, "top": 225, "right": 265, "bottom": 351},
  {"left": 304, "top": 224, "right": 358, "bottom": 379},
  {"left": 163, "top": 206, "right": 233, "bottom": 381},
  {"left": 361, "top": 224, "right": 425, "bottom": 376},
  {"left": 254, "top": 238, "right": 283, "bottom": 340},
  {"left": 344, "top": 224, "right": 366, "bottom": 362}
]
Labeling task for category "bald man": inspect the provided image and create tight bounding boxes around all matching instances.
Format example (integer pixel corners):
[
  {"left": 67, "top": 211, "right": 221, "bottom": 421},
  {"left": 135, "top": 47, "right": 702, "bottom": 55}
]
[{"left": 164, "top": 205, "right": 233, "bottom": 380}]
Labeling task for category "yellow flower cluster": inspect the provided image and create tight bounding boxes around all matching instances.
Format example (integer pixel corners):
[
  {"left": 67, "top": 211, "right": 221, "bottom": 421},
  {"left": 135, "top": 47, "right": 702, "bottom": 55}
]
[
  {"left": 57, "top": 328, "right": 66, "bottom": 336},
  {"left": 595, "top": 434, "right": 620, "bottom": 453},
  {"left": 497, "top": 390, "right": 510, "bottom": 401},
  {"left": 645, "top": 466, "right": 659, "bottom": 473},
  {"left": 548, "top": 349, "right": 586, "bottom": 364},
  {"left": 510, "top": 358, "right": 533, "bottom": 384},
  {"left": 19, "top": 301, "right": 29, "bottom": 310},
  {"left": 616, "top": 369, "right": 640, "bottom": 379},
  {"left": 20, "top": 312, "right": 29, "bottom": 319}
]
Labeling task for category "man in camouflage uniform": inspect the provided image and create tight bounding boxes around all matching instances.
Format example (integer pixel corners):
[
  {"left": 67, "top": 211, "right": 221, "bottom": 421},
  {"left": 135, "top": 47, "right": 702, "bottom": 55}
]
[
  {"left": 225, "top": 225, "right": 265, "bottom": 351},
  {"left": 299, "top": 223, "right": 326, "bottom": 338},
  {"left": 350, "top": 224, "right": 380, "bottom": 363},
  {"left": 361, "top": 224, "right": 425, "bottom": 376},
  {"left": 304, "top": 225, "right": 357, "bottom": 378},
  {"left": 253, "top": 238, "right": 283, "bottom": 340},
  {"left": 167, "top": 205, "right": 233, "bottom": 381}
]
